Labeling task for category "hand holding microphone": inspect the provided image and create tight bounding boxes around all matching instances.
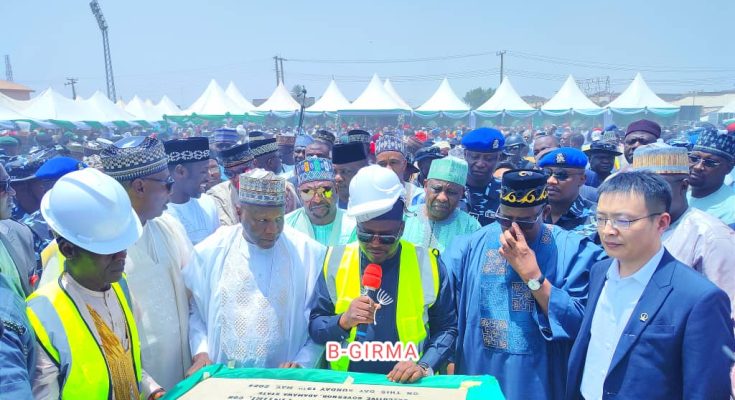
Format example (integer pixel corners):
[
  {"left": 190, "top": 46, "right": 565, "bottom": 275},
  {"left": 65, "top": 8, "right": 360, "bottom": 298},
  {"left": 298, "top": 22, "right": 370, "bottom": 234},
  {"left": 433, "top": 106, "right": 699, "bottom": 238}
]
[{"left": 338, "top": 264, "right": 382, "bottom": 337}]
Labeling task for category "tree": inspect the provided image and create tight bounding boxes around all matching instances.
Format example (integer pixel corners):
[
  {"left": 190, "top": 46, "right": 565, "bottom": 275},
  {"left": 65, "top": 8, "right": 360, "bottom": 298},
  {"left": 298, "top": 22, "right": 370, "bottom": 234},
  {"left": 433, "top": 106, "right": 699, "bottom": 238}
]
[
  {"left": 463, "top": 87, "right": 495, "bottom": 109},
  {"left": 291, "top": 84, "right": 306, "bottom": 99}
]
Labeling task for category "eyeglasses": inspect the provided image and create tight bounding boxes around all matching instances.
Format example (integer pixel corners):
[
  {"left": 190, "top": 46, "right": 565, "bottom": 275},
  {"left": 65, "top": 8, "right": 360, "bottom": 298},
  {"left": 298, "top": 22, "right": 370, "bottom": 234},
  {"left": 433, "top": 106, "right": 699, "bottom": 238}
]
[
  {"left": 301, "top": 186, "right": 334, "bottom": 201},
  {"left": 493, "top": 208, "right": 543, "bottom": 230},
  {"left": 141, "top": 176, "right": 175, "bottom": 191},
  {"left": 596, "top": 213, "right": 662, "bottom": 230},
  {"left": 0, "top": 180, "right": 10, "bottom": 193},
  {"left": 224, "top": 165, "right": 251, "bottom": 179},
  {"left": 688, "top": 154, "right": 722, "bottom": 169},
  {"left": 357, "top": 229, "right": 401, "bottom": 245},
  {"left": 543, "top": 168, "right": 582, "bottom": 182}
]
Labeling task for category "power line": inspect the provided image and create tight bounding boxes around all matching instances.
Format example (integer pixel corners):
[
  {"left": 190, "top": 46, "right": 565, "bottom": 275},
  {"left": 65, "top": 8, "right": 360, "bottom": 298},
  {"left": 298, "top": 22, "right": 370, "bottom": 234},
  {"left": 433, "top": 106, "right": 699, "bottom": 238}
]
[{"left": 287, "top": 51, "right": 498, "bottom": 64}]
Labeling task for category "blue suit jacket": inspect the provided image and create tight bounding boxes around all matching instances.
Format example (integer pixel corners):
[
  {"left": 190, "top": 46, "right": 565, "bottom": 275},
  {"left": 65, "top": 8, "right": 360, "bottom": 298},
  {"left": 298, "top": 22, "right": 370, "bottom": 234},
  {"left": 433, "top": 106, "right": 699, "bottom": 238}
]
[{"left": 566, "top": 250, "right": 734, "bottom": 400}]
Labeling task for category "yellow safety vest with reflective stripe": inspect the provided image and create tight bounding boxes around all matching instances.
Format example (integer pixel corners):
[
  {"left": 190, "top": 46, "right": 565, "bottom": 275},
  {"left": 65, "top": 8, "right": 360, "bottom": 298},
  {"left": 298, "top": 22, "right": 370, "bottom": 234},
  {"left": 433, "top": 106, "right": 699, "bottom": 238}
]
[
  {"left": 322, "top": 240, "right": 440, "bottom": 371},
  {"left": 26, "top": 275, "right": 142, "bottom": 399}
]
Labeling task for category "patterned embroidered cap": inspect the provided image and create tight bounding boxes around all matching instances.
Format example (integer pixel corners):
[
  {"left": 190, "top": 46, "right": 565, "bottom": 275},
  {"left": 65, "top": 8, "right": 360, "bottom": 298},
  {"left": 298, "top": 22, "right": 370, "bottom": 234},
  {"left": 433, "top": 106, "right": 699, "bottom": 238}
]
[
  {"left": 249, "top": 138, "right": 278, "bottom": 158},
  {"left": 347, "top": 129, "right": 371, "bottom": 144},
  {"left": 213, "top": 127, "right": 239, "bottom": 144},
  {"left": 427, "top": 156, "right": 468, "bottom": 186},
  {"left": 248, "top": 130, "right": 267, "bottom": 143},
  {"left": 239, "top": 168, "right": 285, "bottom": 206},
  {"left": 375, "top": 134, "right": 406, "bottom": 156},
  {"left": 314, "top": 130, "right": 336, "bottom": 146},
  {"left": 163, "top": 137, "right": 210, "bottom": 165},
  {"left": 693, "top": 129, "right": 735, "bottom": 162},
  {"left": 500, "top": 169, "right": 548, "bottom": 208},
  {"left": 537, "top": 147, "right": 588, "bottom": 169},
  {"left": 276, "top": 133, "right": 296, "bottom": 146},
  {"left": 296, "top": 157, "right": 335, "bottom": 186},
  {"left": 219, "top": 143, "right": 253, "bottom": 168},
  {"left": 295, "top": 134, "right": 314, "bottom": 148},
  {"left": 100, "top": 136, "right": 168, "bottom": 181},
  {"left": 632, "top": 142, "right": 689, "bottom": 175}
]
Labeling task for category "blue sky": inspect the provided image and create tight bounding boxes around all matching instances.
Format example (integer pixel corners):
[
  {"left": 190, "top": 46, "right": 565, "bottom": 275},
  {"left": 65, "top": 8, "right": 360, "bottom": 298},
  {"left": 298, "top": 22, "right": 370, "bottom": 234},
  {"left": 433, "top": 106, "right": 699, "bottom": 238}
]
[{"left": 2, "top": 0, "right": 734, "bottom": 107}]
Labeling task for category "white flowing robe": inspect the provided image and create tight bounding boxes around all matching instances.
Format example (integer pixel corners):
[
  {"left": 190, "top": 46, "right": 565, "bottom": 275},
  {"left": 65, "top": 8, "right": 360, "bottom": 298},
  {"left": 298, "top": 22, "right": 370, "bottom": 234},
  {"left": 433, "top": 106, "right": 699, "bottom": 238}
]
[
  {"left": 125, "top": 213, "right": 193, "bottom": 391},
  {"left": 184, "top": 224, "right": 326, "bottom": 368},
  {"left": 165, "top": 194, "right": 220, "bottom": 245}
]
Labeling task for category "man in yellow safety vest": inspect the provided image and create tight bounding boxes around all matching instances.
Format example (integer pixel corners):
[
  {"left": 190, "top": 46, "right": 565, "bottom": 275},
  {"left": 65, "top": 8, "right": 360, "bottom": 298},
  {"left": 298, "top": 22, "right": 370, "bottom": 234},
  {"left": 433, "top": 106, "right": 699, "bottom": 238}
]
[{"left": 309, "top": 164, "right": 457, "bottom": 383}]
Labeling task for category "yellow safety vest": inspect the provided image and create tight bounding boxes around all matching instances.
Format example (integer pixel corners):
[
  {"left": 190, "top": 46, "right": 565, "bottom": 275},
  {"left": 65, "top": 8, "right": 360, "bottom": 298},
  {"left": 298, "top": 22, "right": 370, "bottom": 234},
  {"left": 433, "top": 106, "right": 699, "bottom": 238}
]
[
  {"left": 322, "top": 240, "right": 440, "bottom": 371},
  {"left": 26, "top": 275, "right": 142, "bottom": 399}
]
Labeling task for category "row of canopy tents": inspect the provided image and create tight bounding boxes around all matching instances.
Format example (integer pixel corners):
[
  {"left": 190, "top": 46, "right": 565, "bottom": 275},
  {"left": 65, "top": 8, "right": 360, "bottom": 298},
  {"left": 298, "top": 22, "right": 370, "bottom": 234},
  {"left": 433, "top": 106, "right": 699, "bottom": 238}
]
[{"left": 0, "top": 73, "right": 682, "bottom": 128}]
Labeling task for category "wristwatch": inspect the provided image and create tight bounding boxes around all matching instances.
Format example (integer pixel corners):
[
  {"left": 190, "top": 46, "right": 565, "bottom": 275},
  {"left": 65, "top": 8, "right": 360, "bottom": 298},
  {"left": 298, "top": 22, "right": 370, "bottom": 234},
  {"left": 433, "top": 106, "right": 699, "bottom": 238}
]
[
  {"left": 417, "top": 362, "right": 433, "bottom": 377},
  {"left": 527, "top": 274, "right": 545, "bottom": 291}
]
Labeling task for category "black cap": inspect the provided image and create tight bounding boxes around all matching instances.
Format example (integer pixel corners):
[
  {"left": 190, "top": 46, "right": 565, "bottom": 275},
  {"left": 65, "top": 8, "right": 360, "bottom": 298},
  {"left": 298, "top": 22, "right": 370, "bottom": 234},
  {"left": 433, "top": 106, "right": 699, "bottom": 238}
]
[
  {"left": 500, "top": 169, "right": 548, "bottom": 208},
  {"left": 584, "top": 141, "right": 622, "bottom": 156},
  {"left": 332, "top": 142, "right": 367, "bottom": 165}
]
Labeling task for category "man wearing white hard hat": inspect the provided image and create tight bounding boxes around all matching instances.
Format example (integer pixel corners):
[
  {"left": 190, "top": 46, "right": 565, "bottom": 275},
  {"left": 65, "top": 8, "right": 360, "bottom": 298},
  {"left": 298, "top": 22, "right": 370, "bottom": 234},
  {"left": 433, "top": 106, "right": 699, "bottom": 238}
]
[
  {"left": 184, "top": 169, "right": 326, "bottom": 373},
  {"left": 39, "top": 136, "right": 195, "bottom": 391},
  {"left": 28, "top": 168, "right": 165, "bottom": 399},
  {"left": 309, "top": 164, "right": 457, "bottom": 383}
]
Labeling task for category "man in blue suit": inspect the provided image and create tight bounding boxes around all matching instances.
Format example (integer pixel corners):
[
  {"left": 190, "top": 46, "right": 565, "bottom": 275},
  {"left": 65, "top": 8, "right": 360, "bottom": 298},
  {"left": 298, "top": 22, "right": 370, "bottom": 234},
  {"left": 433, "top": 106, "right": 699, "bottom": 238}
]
[{"left": 566, "top": 170, "right": 734, "bottom": 400}]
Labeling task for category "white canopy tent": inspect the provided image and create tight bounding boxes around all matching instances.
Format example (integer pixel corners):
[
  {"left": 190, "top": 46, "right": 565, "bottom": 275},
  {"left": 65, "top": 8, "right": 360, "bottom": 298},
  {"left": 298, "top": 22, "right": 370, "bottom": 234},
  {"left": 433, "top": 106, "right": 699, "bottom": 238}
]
[
  {"left": 719, "top": 98, "right": 735, "bottom": 114},
  {"left": 475, "top": 77, "right": 536, "bottom": 118},
  {"left": 607, "top": 73, "right": 679, "bottom": 116},
  {"left": 541, "top": 75, "right": 603, "bottom": 116},
  {"left": 0, "top": 102, "right": 28, "bottom": 121},
  {"left": 83, "top": 91, "right": 139, "bottom": 122},
  {"left": 340, "top": 74, "right": 409, "bottom": 114},
  {"left": 23, "top": 88, "right": 103, "bottom": 122},
  {"left": 254, "top": 82, "right": 301, "bottom": 116},
  {"left": 225, "top": 82, "right": 255, "bottom": 113},
  {"left": 306, "top": 80, "right": 351, "bottom": 114},
  {"left": 155, "top": 95, "right": 183, "bottom": 116},
  {"left": 415, "top": 78, "right": 470, "bottom": 118},
  {"left": 0, "top": 92, "right": 33, "bottom": 111},
  {"left": 383, "top": 79, "right": 412, "bottom": 110},
  {"left": 185, "top": 79, "right": 248, "bottom": 116},
  {"left": 126, "top": 96, "right": 165, "bottom": 121}
]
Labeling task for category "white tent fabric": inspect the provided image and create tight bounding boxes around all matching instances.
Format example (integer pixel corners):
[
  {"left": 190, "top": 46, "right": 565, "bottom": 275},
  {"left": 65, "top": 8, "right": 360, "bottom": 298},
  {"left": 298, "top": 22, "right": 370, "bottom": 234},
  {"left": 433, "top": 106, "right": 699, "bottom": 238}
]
[
  {"left": 186, "top": 79, "right": 247, "bottom": 116},
  {"left": 607, "top": 73, "right": 679, "bottom": 114},
  {"left": 156, "top": 95, "right": 183, "bottom": 116},
  {"left": 306, "top": 80, "right": 351, "bottom": 113},
  {"left": 475, "top": 77, "right": 535, "bottom": 117},
  {"left": 84, "top": 91, "right": 138, "bottom": 121},
  {"left": 224, "top": 82, "right": 255, "bottom": 112},
  {"left": 719, "top": 98, "right": 735, "bottom": 114},
  {"left": 254, "top": 82, "right": 301, "bottom": 113},
  {"left": 415, "top": 78, "right": 470, "bottom": 113},
  {"left": 541, "top": 75, "right": 602, "bottom": 115},
  {"left": 116, "top": 99, "right": 127, "bottom": 109},
  {"left": 0, "top": 102, "right": 27, "bottom": 121},
  {"left": 23, "top": 88, "right": 103, "bottom": 121},
  {"left": 341, "top": 74, "right": 408, "bottom": 113},
  {"left": 126, "top": 95, "right": 164, "bottom": 121},
  {"left": 0, "top": 92, "right": 33, "bottom": 111},
  {"left": 383, "top": 79, "right": 412, "bottom": 110}
]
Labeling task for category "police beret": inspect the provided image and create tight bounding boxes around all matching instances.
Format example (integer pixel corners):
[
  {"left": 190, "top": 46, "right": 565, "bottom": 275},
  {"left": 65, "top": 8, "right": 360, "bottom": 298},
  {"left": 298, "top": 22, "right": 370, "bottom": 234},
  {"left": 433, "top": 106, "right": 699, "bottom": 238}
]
[
  {"left": 538, "top": 147, "right": 588, "bottom": 169},
  {"left": 461, "top": 127, "right": 504, "bottom": 153},
  {"left": 35, "top": 157, "right": 86, "bottom": 180}
]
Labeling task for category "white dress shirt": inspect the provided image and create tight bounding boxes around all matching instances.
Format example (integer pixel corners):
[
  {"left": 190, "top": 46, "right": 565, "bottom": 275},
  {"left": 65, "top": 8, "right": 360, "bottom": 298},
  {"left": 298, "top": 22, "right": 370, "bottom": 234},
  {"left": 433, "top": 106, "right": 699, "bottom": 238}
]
[{"left": 580, "top": 246, "right": 664, "bottom": 400}]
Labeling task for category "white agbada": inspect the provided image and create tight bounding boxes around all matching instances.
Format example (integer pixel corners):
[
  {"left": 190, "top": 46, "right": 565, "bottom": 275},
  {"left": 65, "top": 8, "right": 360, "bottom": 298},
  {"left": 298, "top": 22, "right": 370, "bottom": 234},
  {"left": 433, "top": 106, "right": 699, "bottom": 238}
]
[
  {"left": 165, "top": 193, "right": 220, "bottom": 244},
  {"left": 184, "top": 224, "right": 326, "bottom": 368},
  {"left": 125, "top": 213, "right": 193, "bottom": 390}
]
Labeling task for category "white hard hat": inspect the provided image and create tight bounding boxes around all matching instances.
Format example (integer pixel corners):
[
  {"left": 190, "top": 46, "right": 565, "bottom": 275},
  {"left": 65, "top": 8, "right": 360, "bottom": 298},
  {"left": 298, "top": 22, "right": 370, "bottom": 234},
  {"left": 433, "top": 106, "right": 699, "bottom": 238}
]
[
  {"left": 347, "top": 164, "right": 404, "bottom": 223},
  {"left": 41, "top": 168, "right": 143, "bottom": 255}
]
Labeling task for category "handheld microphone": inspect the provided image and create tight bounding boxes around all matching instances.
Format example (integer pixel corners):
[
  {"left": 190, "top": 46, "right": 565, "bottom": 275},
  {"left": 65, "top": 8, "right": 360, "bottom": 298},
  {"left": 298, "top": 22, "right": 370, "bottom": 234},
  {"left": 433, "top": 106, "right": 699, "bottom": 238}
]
[{"left": 355, "top": 263, "right": 382, "bottom": 341}]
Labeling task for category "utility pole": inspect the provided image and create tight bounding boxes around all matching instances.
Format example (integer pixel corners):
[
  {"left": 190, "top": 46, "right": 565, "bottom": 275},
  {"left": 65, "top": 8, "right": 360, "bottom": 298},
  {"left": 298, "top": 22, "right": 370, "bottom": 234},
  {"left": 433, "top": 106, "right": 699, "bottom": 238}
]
[
  {"left": 496, "top": 50, "right": 506, "bottom": 84},
  {"left": 65, "top": 78, "right": 79, "bottom": 99},
  {"left": 273, "top": 56, "right": 280, "bottom": 86},
  {"left": 90, "top": 0, "right": 117, "bottom": 102},
  {"left": 4, "top": 55, "right": 12, "bottom": 81},
  {"left": 279, "top": 57, "right": 286, "bottom": 84}
]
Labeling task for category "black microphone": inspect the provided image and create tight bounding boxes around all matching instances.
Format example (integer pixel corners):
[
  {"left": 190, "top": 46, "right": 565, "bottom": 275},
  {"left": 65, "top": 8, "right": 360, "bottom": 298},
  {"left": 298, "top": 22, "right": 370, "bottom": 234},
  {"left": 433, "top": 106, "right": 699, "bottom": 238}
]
[{"left": 355, "top": 263, "right": 382, "bottom": 342}]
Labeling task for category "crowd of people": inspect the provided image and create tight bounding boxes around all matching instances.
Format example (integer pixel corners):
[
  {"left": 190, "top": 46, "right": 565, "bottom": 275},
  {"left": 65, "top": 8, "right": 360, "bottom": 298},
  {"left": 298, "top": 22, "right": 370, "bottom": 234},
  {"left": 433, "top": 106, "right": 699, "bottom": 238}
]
[{"left": 1, "top": 117, "right": 735, "bottom": 399}]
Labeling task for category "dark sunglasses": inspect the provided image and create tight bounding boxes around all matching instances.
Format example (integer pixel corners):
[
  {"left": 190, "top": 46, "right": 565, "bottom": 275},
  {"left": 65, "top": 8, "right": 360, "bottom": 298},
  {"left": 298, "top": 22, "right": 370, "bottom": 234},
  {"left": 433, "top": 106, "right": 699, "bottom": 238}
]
[
  {"left": 543, "top": 168, "right": 580, "bottom": 181},
  {"left": 688, "top": 154, "right": 722, "bottom": 168},
  {"left": 357, "top": 230, "right": 400, "bottom": 245},
  {"left": 493, "top": 208, "right": 542, "bottom": 230},
  {"left": 141, "top": 176, "right": 175, "bottom": 191}
]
